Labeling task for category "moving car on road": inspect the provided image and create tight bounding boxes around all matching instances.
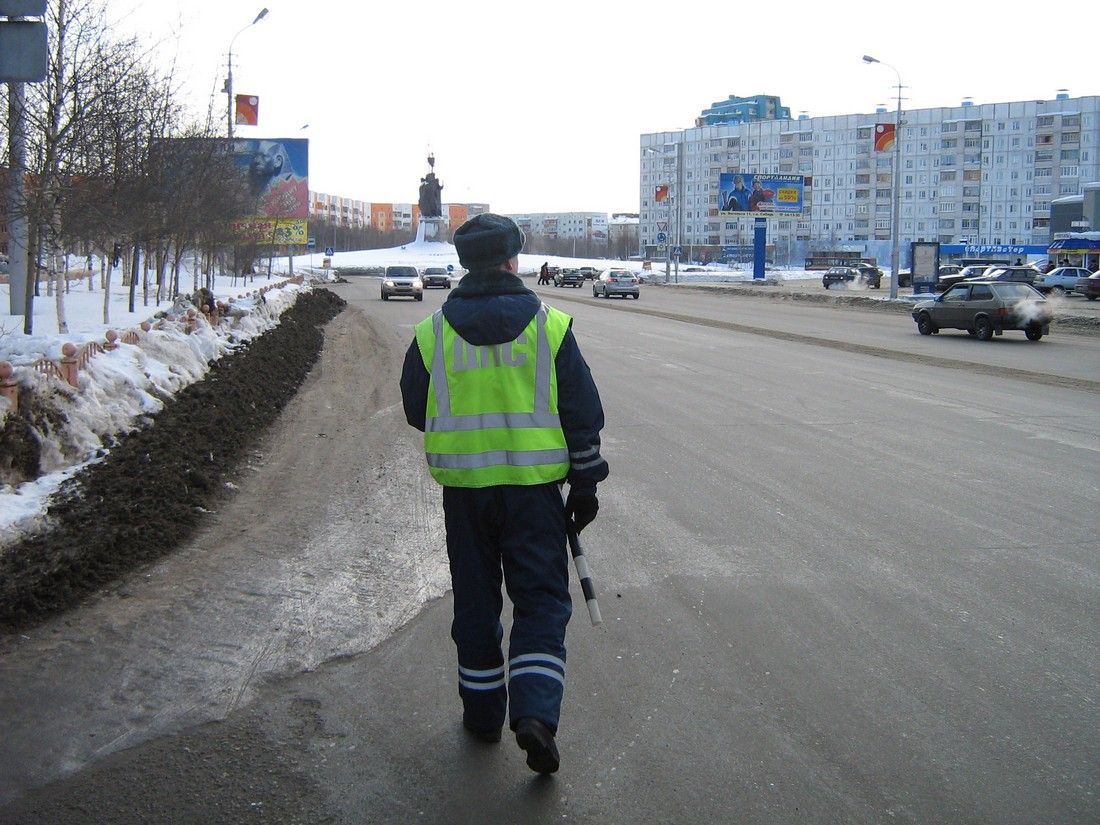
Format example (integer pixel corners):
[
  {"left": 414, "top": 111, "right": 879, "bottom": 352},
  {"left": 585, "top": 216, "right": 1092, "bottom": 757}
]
[
  {"left": 577, "top": 267, "right": 600, "bottom": 280},
  {"left": 593, "top": 268, "right": 640, "bottom": 299},
  {"left": 1034, "top": 266, "right": 1091, "bottom": 296},
  {"left": 421, "top": 267, "right": 451, "bottom": 289},
  {"left": 821, "top": 266, "right": 863, "bottom": 289},
  {"left": 911, "top": 280, "right": 1051, "bottom": 341},
  {"left": 554, "top": 268, "right": 584, "bottom": 288},
  {"left": 381, "top": 265, "right": 423, "bottom": 301},
  {"left": 854, "top": 262, "right": 883, "bottom": 289}
]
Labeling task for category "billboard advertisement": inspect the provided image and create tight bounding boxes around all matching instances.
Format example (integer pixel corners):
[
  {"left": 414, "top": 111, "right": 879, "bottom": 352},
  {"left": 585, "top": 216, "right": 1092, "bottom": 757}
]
[
  {"left": 230, "top": 138, "right": 309, "bottom": 244},
  {"left": 718, "top": 172, "right": 804, "bottom": 216}
]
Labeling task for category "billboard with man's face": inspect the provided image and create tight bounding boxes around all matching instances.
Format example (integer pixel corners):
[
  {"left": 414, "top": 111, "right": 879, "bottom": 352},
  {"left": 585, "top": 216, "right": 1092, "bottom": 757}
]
[
  {"left": 230, "top": 138, "right": 309, "bottom": 244},
  {"left": 718, "top": 172, "right": 804, "bottom": 216}
]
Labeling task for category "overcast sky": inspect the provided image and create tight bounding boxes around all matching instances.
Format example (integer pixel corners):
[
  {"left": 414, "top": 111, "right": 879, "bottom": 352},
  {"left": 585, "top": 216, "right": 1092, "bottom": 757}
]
[{"left": 104, "top": 0, "right": 1095, "bottom": 215}]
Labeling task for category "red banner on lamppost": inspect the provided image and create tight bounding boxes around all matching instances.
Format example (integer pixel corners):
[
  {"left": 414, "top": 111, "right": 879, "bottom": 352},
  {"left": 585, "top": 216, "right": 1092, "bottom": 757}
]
[
  {"left": 235, "top": 94, "right": 259, "bottom": 126},
  {"left": 874, "top": 123, "right": 896, "bottom": 152}
]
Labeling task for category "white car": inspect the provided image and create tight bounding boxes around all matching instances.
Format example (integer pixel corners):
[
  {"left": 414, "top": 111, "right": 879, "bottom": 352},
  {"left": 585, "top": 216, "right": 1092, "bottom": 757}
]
[{"left": 1035, "top": 267, "right": 1091, "bottom": 296}]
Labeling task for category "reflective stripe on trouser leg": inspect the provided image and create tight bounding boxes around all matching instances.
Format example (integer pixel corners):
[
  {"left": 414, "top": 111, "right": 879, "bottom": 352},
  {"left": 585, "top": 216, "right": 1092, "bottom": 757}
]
[
  {"left": 444, "top": 486, "right": 509, "bottom": 733},
  {"left": 501, "top": 482, "right": 572, "bottom": 733}
]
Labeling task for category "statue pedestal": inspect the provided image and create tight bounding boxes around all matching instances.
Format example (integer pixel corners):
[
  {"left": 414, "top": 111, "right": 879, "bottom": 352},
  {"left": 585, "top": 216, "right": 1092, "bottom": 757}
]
[{"left": 415, "top": 216, "right": 448, "bottom": 244}]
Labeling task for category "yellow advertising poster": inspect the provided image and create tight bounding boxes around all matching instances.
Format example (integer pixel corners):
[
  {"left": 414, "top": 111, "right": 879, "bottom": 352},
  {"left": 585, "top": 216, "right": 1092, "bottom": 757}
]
[{"left": 231, "top": 218, "right": 308, "bottom": 245}]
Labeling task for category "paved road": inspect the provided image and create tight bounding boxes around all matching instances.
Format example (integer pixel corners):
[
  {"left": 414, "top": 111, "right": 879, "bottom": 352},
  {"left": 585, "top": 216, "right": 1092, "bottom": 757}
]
[{"left": 1, "top": 279, "right": 1096, "bottom": 824}]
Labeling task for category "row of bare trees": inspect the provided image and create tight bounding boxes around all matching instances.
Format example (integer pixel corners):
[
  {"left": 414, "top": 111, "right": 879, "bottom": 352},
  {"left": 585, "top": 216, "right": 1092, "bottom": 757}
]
[{"left": 2, "top": 0, "right": 254, "bottom": 334}]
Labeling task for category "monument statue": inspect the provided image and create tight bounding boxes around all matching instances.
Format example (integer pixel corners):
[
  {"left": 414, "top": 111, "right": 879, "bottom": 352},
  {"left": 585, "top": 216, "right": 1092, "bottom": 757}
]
[{"left": 418, "top": 152, "right": 444, "bottom": 218}]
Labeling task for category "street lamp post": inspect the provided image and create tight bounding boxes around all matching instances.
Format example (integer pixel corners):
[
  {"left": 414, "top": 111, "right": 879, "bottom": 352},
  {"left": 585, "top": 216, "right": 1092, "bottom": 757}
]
[
  {"left": 226, "top": 8, "right": 269, "bottom": 140},
  {"left": 863, "top": 54, "right": 903, "bottom": 299}
]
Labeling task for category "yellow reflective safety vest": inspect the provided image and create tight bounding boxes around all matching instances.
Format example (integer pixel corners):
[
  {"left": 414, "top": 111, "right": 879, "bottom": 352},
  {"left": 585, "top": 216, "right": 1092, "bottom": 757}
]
[{"left": 414, "top": 303, "right": 572, "bottom": 487}]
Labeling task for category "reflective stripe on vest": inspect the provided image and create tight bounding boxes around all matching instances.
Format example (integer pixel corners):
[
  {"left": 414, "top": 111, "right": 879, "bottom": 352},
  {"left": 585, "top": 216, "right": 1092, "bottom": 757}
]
[{"left": 415, "top": 304, "right": 572, "bottom": 487}]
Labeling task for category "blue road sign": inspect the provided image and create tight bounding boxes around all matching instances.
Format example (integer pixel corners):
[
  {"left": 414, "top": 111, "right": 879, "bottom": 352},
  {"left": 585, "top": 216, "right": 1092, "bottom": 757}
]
[
  {"left": 324, "top": 246, "right": 334, "bottom": 256},
  {"left": 672, "top": 245, "right": 683, "bottom": 258},
  {"left": 307, "top": 237, "right": 316, "bottom": 249},
  {"left": 656, "top": 231, "right": 667, "bottom": 244},
  {"left": 447, "top": 264, "right": 454, "bottom": 272}
]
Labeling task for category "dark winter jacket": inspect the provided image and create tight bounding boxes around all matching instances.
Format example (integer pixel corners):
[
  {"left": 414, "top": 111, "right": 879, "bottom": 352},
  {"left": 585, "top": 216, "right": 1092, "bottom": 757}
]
[{"left": 400, "top": 267, "right": 609, "bottom": 493}]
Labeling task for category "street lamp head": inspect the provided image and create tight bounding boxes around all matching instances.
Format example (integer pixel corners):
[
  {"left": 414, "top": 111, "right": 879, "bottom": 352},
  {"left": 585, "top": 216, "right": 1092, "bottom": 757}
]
[
  {"left": 253, "top": 8, "right": 269, "bottom": 24},
  {"left": 862, "top": 55, "right": 879, "bottom": 64}
]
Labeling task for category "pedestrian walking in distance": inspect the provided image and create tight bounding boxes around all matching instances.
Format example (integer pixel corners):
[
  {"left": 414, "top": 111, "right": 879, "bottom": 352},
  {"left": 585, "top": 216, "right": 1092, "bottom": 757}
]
[{"left": 401, "top": 213, "right": 609, "bottom": 774}]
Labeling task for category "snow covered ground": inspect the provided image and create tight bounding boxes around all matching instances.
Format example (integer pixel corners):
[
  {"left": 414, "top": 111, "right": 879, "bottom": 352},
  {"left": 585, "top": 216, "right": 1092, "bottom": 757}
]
[{"left": 0, "top": 264, "right": 325, "bottom": 545}]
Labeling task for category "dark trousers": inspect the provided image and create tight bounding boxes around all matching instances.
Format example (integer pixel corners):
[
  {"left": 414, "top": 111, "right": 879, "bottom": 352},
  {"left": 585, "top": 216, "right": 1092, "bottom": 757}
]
[{"left": 442, "top": 483, "right": 572, "bottom": 734}]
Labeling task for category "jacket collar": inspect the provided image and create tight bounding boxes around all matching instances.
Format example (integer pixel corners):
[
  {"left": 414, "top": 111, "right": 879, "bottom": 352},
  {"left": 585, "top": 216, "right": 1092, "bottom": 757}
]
[{"left": 450, "top": 268, "right": 533, "bottom": 298}]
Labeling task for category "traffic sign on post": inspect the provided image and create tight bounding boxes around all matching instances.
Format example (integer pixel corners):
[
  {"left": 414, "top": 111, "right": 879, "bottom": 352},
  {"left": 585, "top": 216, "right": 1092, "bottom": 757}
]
[
  {"left": 656, "top": 231, "right": 667, "bottom": 244},
  {"left": 672, "top": 245, "right": 683, "bottom": 259},
  {"left": 324, "top": 246, "right": 334, "bottom": 257},
  {"left": 307, "top": 237, "right": 316, "bottom": 249},
  {"left": 0, "top": 20, "right": 47, "bottom": 82},
  {"left": 0, "top": 2, "right": 48, "bottom": 15}
]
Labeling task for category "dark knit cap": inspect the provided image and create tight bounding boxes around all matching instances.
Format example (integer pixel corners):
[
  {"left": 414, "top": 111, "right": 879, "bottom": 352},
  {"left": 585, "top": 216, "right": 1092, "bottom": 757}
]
[{"left": 453, "top": 213, "right": 525, "bottom": 269}]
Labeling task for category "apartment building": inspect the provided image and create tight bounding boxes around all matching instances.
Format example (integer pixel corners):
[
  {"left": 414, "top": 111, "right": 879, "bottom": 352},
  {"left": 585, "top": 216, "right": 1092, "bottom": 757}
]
[
  {"left": 639, "top": 93, "right": 1100, "bottom": 266},
  {"left": 310, "top": 191, "right": 489, "bottom": 236},
  {"left": 507, "top": 212, "right": 609, "bottom": 242}
]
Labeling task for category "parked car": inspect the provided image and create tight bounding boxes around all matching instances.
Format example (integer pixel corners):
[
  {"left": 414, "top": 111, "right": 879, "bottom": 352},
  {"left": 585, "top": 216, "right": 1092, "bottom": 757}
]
[
  {"left": 1074, "top": 271, "right": 1100, "bottom": 301},
  {"left": 895, "top": 264, "right": 956, "bottom": 289},
  {"left": 593, "top": 269, "right": 640, "bottom": 299},
  {"left": 911, "top": 280, "right": 1051, "bottom": 341},
  {"left": 821, "top": 266, "right": 862, "bottom": 289},
  {"left": 421, "top": 267, "right": 451, "bottom": 289},
  {"left": 936, "top": 264, "right": 994, "bottom": 292},
  {"left": 577, "top": 267, "right": 600, "bottom": 280},
  {"left": 979, "top": 265, "right": 1042, "bottom": 286},
  {"left": 554, "top": 268, "right": 584, "bottom": 288},
  {"left": 381, "top": 265, "right": 423, "bottom": 301},
  {"left": 1034, "top": 266, "right": 1091, "bottom": 296}
]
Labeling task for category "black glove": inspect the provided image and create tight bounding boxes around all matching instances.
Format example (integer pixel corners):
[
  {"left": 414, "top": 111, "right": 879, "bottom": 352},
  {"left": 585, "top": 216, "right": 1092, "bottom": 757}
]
[{"left": 565, "top": 488, "right": 599, "bottom": 533}]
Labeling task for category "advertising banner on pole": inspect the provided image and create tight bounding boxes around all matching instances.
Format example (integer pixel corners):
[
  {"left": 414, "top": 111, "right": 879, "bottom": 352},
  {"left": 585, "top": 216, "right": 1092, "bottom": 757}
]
[
  {"left": 874, "top": 123, "right": 896, "bottom": 152},
  {"left": 230, "top": 138, "right": 309, "bottom": 245},
  {"left": 234, "top": 94, "right": 259, "bottom": 126},
  {"left": 718, "top": 173, "right": 804, "bottom": 216}
]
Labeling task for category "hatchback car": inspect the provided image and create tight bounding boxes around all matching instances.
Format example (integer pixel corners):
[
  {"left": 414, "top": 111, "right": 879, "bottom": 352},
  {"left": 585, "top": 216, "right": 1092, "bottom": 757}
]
[
  {"left": 911, "top": 280, "right": 1051, "bottom": 341},
  {"left": 381, "top": 265, "right": 423, "bottom": 300},
  {"left": 421, "top": 267, "right": 451, "bottom": 289},
  {"left": 1074, "top": 272, "right": 1100, "bottom": 301},
  {"left": 593, "top": 269, "right": 640, "bottom": 299},
  {"left": 554, "top": 268, "right": 584, "bottom": 288},
  {"left": 1035, "top": 266, "right": 1091, "bottom": 296},
  {"left": 821, "top": 266, "right": 862, "bottom": 289},
  {"left": 854, "top": 262, "right": 883, "bottom": 289},
  {"left": 577, "top": 267, "right": 600, "bottom": 280}
]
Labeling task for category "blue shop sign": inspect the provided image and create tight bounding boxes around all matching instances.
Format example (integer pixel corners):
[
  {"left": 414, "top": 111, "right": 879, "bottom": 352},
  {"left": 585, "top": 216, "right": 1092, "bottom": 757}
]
[{"left": 940, "top": 244, "right": 1047, "bottom": 256}]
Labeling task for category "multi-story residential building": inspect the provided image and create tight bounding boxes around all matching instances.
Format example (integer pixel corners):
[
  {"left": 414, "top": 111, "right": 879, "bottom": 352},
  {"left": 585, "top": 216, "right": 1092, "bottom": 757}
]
[
  {"left": 608, "top": 213, "right": 640, "bottom": 259},
  {"left": 640, "top": 93, "right": 1100, "bottom": 267},
  {"left": 507, "top": 212, "right": 609, "bottom": 243},
  {"left": 310, "top": 191, "right": 489, "bottom": 238},
  {"left": 310, "top": 192, "right": 371, "bottom": 229}
]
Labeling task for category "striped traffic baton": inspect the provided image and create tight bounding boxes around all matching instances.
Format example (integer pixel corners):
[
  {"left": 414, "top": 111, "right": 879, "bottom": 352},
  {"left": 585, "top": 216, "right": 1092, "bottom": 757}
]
[{"left": 567, "top": 530, "right": 603, "bottom": 626}]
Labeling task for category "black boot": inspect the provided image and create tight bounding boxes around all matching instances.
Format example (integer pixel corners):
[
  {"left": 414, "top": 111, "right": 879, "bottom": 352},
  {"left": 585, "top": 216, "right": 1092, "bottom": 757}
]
[{"left": 514, "top": 718, "right": 559, "bottom": 774}]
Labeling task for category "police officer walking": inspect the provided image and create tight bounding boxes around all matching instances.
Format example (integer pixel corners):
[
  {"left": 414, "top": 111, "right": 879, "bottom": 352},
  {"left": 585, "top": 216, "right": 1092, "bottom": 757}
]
[{"left": 400, "top": 213, "right": 609, "bottom": 774}]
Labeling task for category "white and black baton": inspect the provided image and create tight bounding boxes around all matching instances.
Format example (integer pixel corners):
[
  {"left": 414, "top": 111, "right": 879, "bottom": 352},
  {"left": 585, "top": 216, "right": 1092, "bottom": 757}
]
[{"left": 567, "top": 530, "right": 603, "bottom": 626}]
